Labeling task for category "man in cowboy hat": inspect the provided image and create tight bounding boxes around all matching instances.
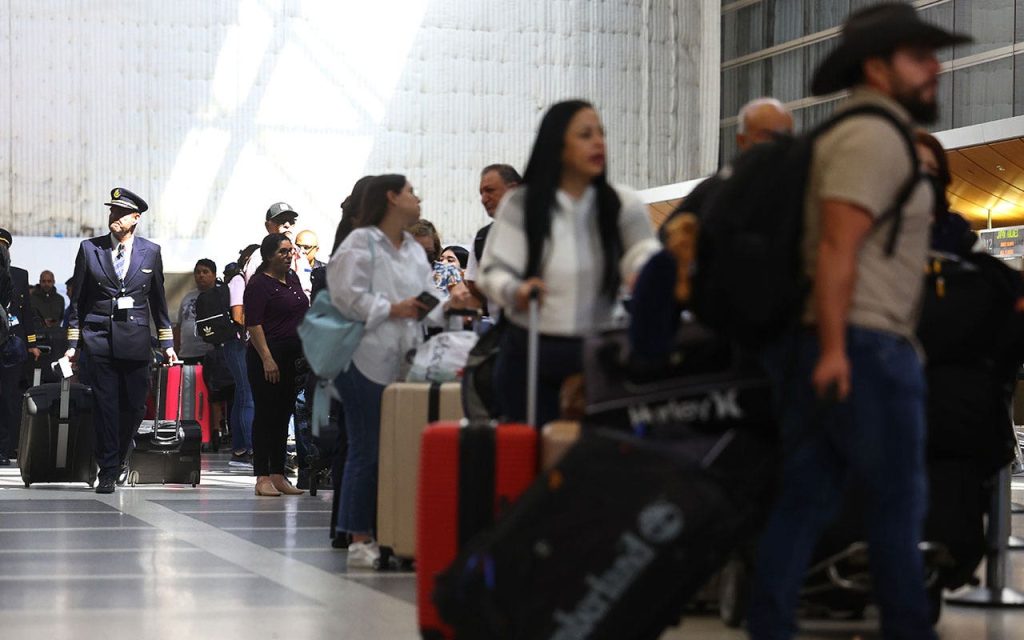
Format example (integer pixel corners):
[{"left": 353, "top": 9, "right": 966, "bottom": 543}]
[
  {"left": 65, "top": 187, "right": 177, "bottom": 494},
  {"left": 747, "top": 4, "right": 970, "bottom": 639}
]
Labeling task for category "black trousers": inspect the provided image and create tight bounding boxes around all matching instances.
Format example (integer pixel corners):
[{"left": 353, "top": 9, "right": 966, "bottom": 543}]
[
  {"left": 493, "top": 325, "right": 583, "bottom": 428},
  {"left": 0, "top": 362, "right": 22, "bottom": 456},
  {"left": 247, "top": 338, "right": 300, "bottom": 476},
  {"left": 87, "top": 353, "right": 149, "bottom": 479}
]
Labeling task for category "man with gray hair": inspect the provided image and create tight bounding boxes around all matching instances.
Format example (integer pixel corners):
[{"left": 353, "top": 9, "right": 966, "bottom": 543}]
[
  {"left": 466, "top": 163, "right": 522, "bottom": 308},
  {"left": 662, "top": 97, "right": 793, "bottom": 234},
  {"left": 735, "top": 97, "right": 794, "bottom": 152}
]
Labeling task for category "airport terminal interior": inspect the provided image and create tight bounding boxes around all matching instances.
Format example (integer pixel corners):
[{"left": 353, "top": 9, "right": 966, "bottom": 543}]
[{"left": 8, "top": 0, "right": 1024, "bottom": 638}]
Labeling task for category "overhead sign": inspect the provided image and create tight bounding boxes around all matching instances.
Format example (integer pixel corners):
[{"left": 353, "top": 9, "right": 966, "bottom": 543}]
[{"left": 979, "top": 226, "right": 1024, "bottom": 258}]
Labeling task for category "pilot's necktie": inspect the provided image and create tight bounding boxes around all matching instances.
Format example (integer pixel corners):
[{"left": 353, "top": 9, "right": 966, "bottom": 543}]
[{"left": 115, "top": 243, "right": 126, "bottom": 281}]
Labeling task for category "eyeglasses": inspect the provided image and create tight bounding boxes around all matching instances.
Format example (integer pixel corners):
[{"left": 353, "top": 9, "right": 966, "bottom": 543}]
[{"left": 296, "top": 244, "right": 317, "bottom": 251}]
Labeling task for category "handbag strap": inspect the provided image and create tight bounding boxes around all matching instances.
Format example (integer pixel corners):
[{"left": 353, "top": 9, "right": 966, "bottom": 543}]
[{"left": 368, "top": 233, "right": 375, "bottom": 294}]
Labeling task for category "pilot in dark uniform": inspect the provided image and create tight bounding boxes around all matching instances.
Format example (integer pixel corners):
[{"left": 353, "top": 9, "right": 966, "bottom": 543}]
[
  {"left": 0, "top": 229, "right": 40, "bottom": 466},
  {"left": 65, "top": 188, "right": 176, "bottom": 493}
]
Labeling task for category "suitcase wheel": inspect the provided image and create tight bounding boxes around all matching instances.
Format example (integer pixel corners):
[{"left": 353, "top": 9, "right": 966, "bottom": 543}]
[
  {"left": 374, "top": 546, "right": 394, "bottom": 571},
  {"left": 128, "top": 471, "right": 139, "bottom": 488},
  {"left": 23, "top": 481, "right": 29, "bottom": 488}
]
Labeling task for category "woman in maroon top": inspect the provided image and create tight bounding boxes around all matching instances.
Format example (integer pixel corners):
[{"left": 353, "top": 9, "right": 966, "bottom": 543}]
[{"left": 244, "top": 233, "right": 310, "bottom": 496}]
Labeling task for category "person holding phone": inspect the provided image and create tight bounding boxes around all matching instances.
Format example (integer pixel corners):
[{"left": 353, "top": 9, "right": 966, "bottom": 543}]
[{"left": 327, "top": 174, "right": 455, "bottom": 567}]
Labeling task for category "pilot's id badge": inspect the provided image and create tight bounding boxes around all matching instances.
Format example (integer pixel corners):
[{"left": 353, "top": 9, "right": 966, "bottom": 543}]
[
  {"left": 116, "top": 296, "right": 133, "bottom": 310},
  {"left": 8, "top": 314, "right": 18, "bottom": 327}
]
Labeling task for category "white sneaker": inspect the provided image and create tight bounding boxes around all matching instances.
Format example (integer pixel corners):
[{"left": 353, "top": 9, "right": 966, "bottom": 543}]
[{"left": 346, "top": 540, "right": 380, "bottom": 569}]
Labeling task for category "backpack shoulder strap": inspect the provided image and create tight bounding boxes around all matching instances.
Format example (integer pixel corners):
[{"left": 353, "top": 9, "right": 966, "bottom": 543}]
[{"left": 812, "top": 105, "right": 920, "bottom": 256}]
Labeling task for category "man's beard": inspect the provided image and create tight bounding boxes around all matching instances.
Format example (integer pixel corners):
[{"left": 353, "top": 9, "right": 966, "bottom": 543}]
[{"left": 894, "top": 81, "right": 939, "bottom": 124}]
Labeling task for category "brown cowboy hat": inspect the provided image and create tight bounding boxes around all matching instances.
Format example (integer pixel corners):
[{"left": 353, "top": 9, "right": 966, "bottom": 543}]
[{"left": 810, "top": 3, "right": 971, "bottom": 96}]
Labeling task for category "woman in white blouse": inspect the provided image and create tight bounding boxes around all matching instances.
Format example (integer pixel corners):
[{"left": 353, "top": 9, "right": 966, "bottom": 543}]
[
  {"left": 327, "top": 174, "right": 450, "bottom": 568},
  {"left": 478, "top": 100, "right": 659, "bottom": 427}
]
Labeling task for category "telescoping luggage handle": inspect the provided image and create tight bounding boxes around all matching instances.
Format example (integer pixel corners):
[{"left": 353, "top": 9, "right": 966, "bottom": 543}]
[
  {"left": 526, "top": 287, "right": 541, "bottom": 428},
  {"left": 55, "top": 369, "right": 72, "bottom": 470}
]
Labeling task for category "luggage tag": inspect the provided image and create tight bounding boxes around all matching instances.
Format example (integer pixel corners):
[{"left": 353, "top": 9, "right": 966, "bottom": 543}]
[
  {"left": 116, "top": 296, "right": 134, "bottom": 310},
  {"left": 8, "top": 314, "right": 18, "bottom": 327}
]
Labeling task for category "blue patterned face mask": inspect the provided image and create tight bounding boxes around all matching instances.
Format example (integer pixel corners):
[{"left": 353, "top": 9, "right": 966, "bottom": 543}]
[{"left": 432, "top": 262, "right": 464, "bottom": 291}]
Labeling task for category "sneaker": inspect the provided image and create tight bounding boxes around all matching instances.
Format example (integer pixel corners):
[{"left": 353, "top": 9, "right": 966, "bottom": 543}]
[
  {"left": 346, "top": 540, "right": 380, "bottom": 569},
  {"left": 229, "top": 452, "right": 253, "bottom": 469}
]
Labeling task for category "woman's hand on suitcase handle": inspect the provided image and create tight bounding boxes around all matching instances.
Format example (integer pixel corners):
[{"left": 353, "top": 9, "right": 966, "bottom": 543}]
[
  {"left": 263, "top": 356, "right": 280, "bottom": 384},
  {"left": 514, "top": 278, "right": 546, "bottom": 311}
]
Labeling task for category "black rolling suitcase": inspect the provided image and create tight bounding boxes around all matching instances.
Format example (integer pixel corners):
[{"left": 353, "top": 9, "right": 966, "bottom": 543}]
[
  {"left": 128, "top": 366, "right": 202, "bottom": 487},
  {"left": 433, "top": 426, "right": 777, "bottom": 640},
  {"left": 18, "top": 377, "right": 97, "bottom": 488}
]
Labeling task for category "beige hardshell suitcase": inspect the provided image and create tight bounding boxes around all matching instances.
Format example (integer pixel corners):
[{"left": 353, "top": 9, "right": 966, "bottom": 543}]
[{"left": 377, "top": 382, "right": 463, "bottom": 563}]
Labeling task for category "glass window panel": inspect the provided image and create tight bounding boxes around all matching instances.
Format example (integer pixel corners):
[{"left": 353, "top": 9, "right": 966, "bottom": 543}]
[
  {"left": 807, "top": 0, "right": 850, "bottom": 32},
  {"left": 933, "top": 71, "right": 954, "bottom": 132},
  {"left": 799, "top": 102, "right": 837, "bottom": 132},
  {"left": 1017, "top": 0, "right": 1024, "bottom": 42},
  {"left": 805, "top": 39, "right": 839, "bottom": 94},
  {"left": 920, "top": 2, "right": 956, "bottom": 64},
  {"left": 722, "top": 10, "right": 739, "bottom": 62},
  {"left": 1014, "top": 54, "right": 1024, "bottom": 117},
  {"left": 767, "top": 49, "right": 805, "bottom": 103},
  {"left": 720, "top": 125, "right": 738, "bottom": 168},
  {"left": 952, "top": 58, "right": 1014, "bottom": 129},
  {"left": 954, "top": 0, "right": 1014, "bottom": 59},
  {"left": 733, "top": 4, "right": 767, "bottom": 59},
  {"left": 722, "top": 66, "right": 741, "bottom": 120},
  {"left": 722, "top": 62, "right": 767, "bottom": 120},
  {"left": 769, "top": 0, "right": 804, "bottom": 45}
]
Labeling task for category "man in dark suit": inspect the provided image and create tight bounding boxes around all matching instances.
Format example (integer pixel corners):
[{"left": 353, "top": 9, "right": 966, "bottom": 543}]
[
  {"left": 65, "top": 188, "right": 177, "bottom": 493},
  {"left": 0, "top": 229, "right": 40, "bottom": 465}
]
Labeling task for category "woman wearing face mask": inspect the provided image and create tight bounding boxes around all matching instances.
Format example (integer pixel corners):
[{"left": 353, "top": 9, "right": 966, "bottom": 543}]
[
  {"left": 327, "top": 174, "right": 455, "bottom": 567},
  {"left": 478, "top": 100, "right": 660, "bottom": 427}
]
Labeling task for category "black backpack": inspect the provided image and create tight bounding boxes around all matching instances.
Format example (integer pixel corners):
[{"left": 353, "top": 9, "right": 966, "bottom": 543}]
[
  {"left": 224, "top": 244, "right": 260, "bottom": 284},
  {"left": 194, "top": 282, "right": 236, "bottom": 346},
  {"left": 473, "top": 223, "right": 493, "bottom": 263},
  {"left": 690, "top": 105, "right": 920, "bottom": 346}
]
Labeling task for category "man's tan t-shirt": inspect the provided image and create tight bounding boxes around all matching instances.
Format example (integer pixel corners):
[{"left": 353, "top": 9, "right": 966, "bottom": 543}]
[{"left": 801, "top": 88, "right": 934, "bottom": 339}]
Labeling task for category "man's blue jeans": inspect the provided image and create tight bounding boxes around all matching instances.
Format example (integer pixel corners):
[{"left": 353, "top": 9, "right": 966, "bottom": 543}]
[
  {"left": 334, "top": 364, "right": 385, "bottom": 536},
  {"left": 222, "top": 338, "right": 254, "bottom": 453},
  {"left": 747, "top": 327, "right": 935, "bottom": 640}
]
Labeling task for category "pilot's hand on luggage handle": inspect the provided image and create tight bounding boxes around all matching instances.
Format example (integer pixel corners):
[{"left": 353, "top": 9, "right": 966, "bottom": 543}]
[
  {"left": 812, "top": 351, "right": 850, "bottom": 402},
  {"left": 514, "top": 278, "right": 546, "bottom": 311},
  {"left": 390, "top": 297, "right": 428, "bottom": 320},
  {"left": 263, "top": 356, "right": 280, "bottom": 384},
  {"left": 28, "top": 347, "right": 41, "bottom": 361},
  {"left": 64, "top": 348, "right": 77, "bottom": 362},
  {"left": 165, "top": 348, "right": 179, "bottom": 365}
]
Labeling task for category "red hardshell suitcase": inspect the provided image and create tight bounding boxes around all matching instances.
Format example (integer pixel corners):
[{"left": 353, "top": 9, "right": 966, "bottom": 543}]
[
  {"left": 416, "top": 422, "right": 537, "bottom": 638},
  {"left": 416, "top": 292, "right": 543, "bottom": 639},
  {"left": 158, "top": 364, "right": 211, "bottom": 444}
]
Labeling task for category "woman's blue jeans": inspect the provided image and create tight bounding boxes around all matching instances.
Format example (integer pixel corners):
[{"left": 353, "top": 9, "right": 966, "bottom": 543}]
[{"left": 334, "top": 364, "right": 385, "bottom": 536}]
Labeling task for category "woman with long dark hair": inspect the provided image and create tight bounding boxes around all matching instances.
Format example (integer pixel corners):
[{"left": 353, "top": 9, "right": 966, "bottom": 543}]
[
  {"left": 478, "top": 100, "right": 659, "bottom": 426},
  {"left": 244, "top": 233, "right": 309, "bottom": 496},
  {"left": 327, "top": 174, "right": 457, "bottom": 566}
]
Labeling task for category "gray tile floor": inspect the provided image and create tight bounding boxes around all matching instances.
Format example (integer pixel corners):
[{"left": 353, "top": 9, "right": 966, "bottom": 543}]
[{"left": 3, "top": 455, "right": 1024, "bottom": 638}]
